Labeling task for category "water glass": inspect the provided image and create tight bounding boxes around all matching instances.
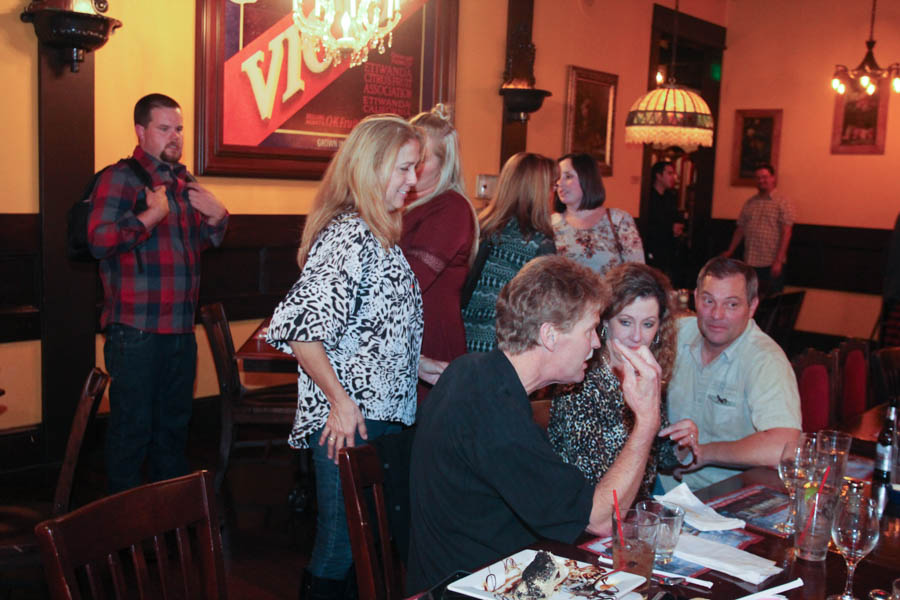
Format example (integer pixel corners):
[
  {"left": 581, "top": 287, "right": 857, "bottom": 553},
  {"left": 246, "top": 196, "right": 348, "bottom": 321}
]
[
  {"left": 777, "top": 433, "right": 818, "bottom": 534},
  {"left": 793, "top": 481, "right": 839, "bottom": 561},
  {"left": 827, "top": 497, "right": 880, "bottom": 600},
  {"left": 892, "top": 577, "right": 900, "bottom": 600},
  {"left": 612, "top": 508, "right": 659, "bottom": 593},
  {"left": 635, "top": 500, "right": 685, "bottom": 565},
  {"left": 817, "top": 430, "right": 852, "bottom": 481}
]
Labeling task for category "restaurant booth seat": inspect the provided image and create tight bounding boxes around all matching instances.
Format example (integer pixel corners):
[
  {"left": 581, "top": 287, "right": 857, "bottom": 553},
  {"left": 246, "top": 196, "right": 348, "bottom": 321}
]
[
  {"left": 833, "top": 338, "right": 870, "bottom": 420},
  {"left": 791, "top": 347, "right": 837, "bottom": 432},
  {"left": 198, "top": 302, "right": 299, "bottom": 496},
  {"left": 34, "top": 470, "right": 226, "bottom": 600},
  {"left": 0, "top": 368, "right": 109, "bottom": 592}
]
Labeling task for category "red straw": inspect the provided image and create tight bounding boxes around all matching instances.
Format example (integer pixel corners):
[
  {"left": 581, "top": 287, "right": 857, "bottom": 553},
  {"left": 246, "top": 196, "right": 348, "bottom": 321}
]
[
  {"left": 613, "top": 490, "right": 625, "bottom": 549},
  {"left": 798, "top": 465, "right": 831, "bottom": 546}
]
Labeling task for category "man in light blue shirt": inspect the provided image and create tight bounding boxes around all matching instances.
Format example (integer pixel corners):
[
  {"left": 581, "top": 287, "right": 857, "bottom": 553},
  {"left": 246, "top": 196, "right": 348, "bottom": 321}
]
[{"left": 661, "top": 257, "right": 801, "bottom": 491}]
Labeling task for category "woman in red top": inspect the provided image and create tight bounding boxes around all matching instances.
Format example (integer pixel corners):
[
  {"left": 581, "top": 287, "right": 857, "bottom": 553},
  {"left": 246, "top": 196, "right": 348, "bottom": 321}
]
[{"left": 401, "top": 105, "right": 479, "bottom": 401}]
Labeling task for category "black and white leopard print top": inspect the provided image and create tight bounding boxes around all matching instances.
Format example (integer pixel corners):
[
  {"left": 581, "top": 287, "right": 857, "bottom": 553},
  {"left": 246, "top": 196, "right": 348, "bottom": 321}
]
[{"left": 267, "top": 212, "right": 423, "bottom": 449}]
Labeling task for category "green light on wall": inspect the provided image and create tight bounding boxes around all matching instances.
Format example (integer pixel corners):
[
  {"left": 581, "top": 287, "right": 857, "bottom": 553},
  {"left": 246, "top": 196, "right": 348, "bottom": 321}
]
[{"left": 710, "top": 63, "right": 722, "bottom": 82}]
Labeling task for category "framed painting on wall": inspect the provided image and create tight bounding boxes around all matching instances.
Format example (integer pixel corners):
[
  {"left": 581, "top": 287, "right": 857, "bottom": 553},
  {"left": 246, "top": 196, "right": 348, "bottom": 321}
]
[
  {"left": 195, "top": 0, "right": 458, "bottom": 179},
  {"left": 730, "top": 109, "right": 782, "bottom": 186},
  {"left": 830, "top": 85, "right": 889, "bottom": 154},
  {"left": 563, "top": 66, "right": 617, "bottom": 176}
]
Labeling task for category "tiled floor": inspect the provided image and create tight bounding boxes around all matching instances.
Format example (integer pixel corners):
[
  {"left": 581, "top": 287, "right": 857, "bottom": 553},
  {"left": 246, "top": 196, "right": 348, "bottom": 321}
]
[{"left": 0, "top": 405, "right": 313, "bottom": 599}]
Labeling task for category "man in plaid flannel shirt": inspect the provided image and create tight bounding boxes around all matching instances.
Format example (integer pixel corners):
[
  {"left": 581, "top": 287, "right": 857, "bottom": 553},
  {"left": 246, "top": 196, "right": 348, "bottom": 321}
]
[
  {"left": 723, "top": 163, "right": 794, "bottom": 297},
  {"left": 88, "top": 94, "right": 228, "bottom": 493}
]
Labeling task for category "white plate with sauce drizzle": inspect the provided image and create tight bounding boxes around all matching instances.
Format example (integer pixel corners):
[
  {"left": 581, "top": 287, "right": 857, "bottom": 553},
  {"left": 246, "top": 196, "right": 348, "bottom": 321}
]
[{"left": 447, "top": 549, "right": 645, "bottom": 600}]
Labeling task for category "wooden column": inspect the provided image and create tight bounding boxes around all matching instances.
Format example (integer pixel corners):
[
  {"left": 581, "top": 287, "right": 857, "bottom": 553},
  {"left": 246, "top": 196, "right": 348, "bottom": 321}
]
[
  {"left": 499, "top": 0, "right": 535, "bottom": 166},
  {"left": 38, "top": 47, "right": 97, "bottom": 459}
]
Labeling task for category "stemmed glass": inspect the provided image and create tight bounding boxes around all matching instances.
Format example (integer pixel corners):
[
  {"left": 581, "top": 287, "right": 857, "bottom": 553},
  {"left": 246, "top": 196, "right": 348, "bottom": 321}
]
[
  {"left": 777, "top": 433, "right": 817, "bottom": 533},
  {"left": 827, "top": 497, "right": 881, "bottom": 600}
]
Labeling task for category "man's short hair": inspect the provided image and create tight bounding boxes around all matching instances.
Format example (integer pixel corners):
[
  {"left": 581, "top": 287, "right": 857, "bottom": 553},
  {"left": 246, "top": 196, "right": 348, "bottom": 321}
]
[
  {"left": 134, "top": 94, "right": 180, "bottom": 127},
  {"left": 696, "top": 256, "right": 759, "bottom": 302},
  {"left": 755, "top": 163, "right": 775, "bottom": 176},
  {"left": 651, "top": 160, "right": 672, "bottom": 181},
  {"left": 496, "top": 255, "right": 608, "bottom": 354}
]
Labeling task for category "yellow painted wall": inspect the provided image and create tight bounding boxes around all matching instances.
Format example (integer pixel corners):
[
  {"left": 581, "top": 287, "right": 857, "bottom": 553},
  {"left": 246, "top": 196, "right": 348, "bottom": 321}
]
[
  {"left": 1, "top": 0, "right": 895, "bottom": 428},
  {"left": 714, "top": 0, "right": 899, "bottom": 337}
]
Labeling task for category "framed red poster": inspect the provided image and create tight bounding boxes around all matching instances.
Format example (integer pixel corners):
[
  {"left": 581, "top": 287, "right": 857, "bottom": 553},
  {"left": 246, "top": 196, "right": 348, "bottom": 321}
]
[{"left": 195, "top": 0, "right": 458, "bottom": 179}]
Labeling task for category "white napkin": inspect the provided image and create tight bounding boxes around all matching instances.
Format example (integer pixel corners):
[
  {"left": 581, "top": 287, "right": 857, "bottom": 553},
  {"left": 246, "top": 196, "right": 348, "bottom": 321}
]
[
  {"left": 674, "top": 534, "right": 782, "bottom": 585},
  {"left": 654, "top": 482, "right": 745, "bottom": 531}
]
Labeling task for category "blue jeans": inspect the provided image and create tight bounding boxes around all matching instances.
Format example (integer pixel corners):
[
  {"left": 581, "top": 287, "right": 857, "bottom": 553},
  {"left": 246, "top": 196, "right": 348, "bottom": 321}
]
[
  {"left": 308, "top": 419, "right": 401, "bottom": 580},
  {"left": 104, "top": 323, "right": 197, "bottom": 493}
]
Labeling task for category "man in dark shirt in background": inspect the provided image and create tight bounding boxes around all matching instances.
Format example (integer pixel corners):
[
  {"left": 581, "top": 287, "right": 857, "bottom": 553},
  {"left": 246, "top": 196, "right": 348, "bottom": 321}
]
[
  {"left": 88, "top": 93, "right": 228, "bottom": 493},
  {"left": 406, "top": 256, "right": 662, "bottom": 592},
  {"left": 644, "top": 161, "right": 687, "bottom": 286}
]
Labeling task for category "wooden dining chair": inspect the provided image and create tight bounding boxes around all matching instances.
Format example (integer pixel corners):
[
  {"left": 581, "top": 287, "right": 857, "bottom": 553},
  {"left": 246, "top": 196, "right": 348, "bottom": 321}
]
[
  {"left": 873, "top": 346, "right": 900, "bottom": 405},
  {"left": 0, "top": 368, "right": 109, "bottom": 584},
  {"left": 34, "top": 470, "right": 226, "bottom": 600},
  {"left": 338, "top": 445, "right": 404, "bottom": 600},
  {"left": 833, "top": 338, "right": 870, "bottom": 420},
  {"left": 767, "top": 290, "right": 806, "bottom": 351},
  {"left": 199, "top": 302, "right": 298, "bottom": 494},
  {"left": 530, "top": 399, "right": 552, "bottom": 430},
  {"left": 791, "top": 348, "right": 837, "bottom": 432}
]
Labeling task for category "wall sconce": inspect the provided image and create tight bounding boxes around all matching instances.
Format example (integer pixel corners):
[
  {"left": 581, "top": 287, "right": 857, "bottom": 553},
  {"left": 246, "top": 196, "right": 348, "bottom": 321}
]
[
  {"left": 499, "top": 86, "right": 551, "bottom": 123},
  {"left": 21, "top": 0, "right": 122, "bottom": 73}
]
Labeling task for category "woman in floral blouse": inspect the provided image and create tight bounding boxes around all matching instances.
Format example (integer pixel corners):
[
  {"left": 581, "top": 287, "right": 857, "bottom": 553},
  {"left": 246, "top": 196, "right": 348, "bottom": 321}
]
[
  {"left": 267, "top": 115, "right": 443, "bottom": 600},
  {"left": 548, "top": 263, "right": 698, "bottom": 501},
  {"left": 553, "top": 153, "right": 645, "bottom": 275}
]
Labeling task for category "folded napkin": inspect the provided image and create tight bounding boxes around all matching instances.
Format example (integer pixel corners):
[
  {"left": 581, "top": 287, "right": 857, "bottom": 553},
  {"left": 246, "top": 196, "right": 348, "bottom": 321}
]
[
  {"left": 655, "top": 483, "right": 745, "bottom": 531},
  {"left": 674, "top": 534, "right": 782, "bottom": 585}
]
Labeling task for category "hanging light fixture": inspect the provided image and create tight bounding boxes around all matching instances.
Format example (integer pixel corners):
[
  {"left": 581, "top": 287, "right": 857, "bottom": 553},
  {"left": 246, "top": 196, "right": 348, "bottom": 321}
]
[
  {"left": 830, "top": 0, "right": 900, "bottom": 96},
  {"left": 625, "top": 0, "right": 714, "bottom": 153},
  {"left": 292, "top": 0, "right": 402, "bottom": 69}
]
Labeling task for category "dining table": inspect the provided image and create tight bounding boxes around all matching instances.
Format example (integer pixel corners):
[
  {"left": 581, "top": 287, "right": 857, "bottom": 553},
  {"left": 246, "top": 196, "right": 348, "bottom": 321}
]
[
  {"left": 529, "top": 467, "right": 900, "bottom": 600},
  {"left": 234, "top": 317, "right": 297, "bottom": 374}
]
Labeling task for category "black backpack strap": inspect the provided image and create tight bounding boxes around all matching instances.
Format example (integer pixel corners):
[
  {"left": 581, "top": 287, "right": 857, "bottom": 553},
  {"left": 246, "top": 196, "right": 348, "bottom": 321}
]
[{"left": 120, "top": 157, "right": 153, "bottom": 273}]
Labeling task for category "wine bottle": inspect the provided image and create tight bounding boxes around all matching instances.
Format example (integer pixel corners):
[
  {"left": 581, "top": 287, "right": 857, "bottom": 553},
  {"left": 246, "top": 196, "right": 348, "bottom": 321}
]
[{"left": 874, "top": 412, "right": 895, "bottom": 483}]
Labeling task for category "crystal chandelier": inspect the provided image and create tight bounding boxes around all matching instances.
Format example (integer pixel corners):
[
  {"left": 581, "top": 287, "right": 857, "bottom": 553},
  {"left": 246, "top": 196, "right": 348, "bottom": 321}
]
[
  {"left": 830, "top": 0, "right": 900, "bottom": 96},
  {"left": 292, "top": 0, "right": 402, "bottom": 69},
  {"left": 625, "top": 0, "right": 714, "bottom": 153}
]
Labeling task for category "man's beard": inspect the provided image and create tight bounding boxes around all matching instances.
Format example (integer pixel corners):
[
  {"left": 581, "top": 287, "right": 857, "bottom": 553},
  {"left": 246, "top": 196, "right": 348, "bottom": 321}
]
[{"left": 161, "top": 145, "right": 182, "bottom": 163}]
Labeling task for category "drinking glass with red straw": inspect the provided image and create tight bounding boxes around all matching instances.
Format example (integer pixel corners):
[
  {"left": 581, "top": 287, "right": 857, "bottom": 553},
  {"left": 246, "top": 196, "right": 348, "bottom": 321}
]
[
  {"left": 613, "top": 489, "right": 624, "bottom": 549},
  {"left": 798, "top": 464, "right": 831, "bottom": 547}
]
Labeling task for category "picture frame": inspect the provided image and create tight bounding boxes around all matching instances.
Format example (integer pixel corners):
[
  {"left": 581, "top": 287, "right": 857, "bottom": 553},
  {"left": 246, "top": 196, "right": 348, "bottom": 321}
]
[
  {"left": 830, "top": 84, "right": 889, "bottom": 154},
  {"left": 563, "top": 66, "right": 617, "bottom": 176},
  {"left": 730, "top": 109, "right": 782, "bottom": 186},
  {"left": 194, "top": 0, "right": 458, "bottom": 179}
]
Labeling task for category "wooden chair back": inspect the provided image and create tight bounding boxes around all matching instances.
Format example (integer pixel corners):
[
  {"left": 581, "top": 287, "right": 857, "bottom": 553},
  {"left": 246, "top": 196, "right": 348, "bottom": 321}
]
[
  {"left": 338, "top": 445, "right": 402, "bottom": 600},
  {"left": 35, "top": 470, "right": 226, "bottom": 600},
  {"left": 834, "top": 338, "right": 870, "bottom": 421},
  {"left": 1, "top": 368, "right": 109, "bottom": 576},
  {"left": 199, "top": 302, "right": 242, "bottom": 402},
  {"left": 531, "top": 399, "right": 551, "bottom": 430},
  {"left": 767, "top": 291, "right": 806, "bottom": 350},
  {"left": 791, "top": 348, "right": 836, "bottom": 432},
  {"left": 873, "top": 346, "right": 900, "bottom": 404},
  {"left": 199, "top": 302, "right": 297, "bottom": 493}
]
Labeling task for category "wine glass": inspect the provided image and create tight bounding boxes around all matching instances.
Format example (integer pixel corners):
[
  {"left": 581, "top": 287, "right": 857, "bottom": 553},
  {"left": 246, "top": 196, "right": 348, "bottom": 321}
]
[
  {"left": 827, "top": 497, "right": 881, "bottom": 600},
  {"left": 777, "top": 433, "right": 817, "bottom": 533}
]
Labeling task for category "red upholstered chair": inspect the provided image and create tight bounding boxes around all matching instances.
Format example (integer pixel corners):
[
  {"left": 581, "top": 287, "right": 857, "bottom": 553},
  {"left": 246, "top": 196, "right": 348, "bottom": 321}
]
[
  {"left": 791, "top": 348, "right": 837, "bottom": 432},
  {"left": 834, "top": 338, "right": 870, "bottom": 420}
]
